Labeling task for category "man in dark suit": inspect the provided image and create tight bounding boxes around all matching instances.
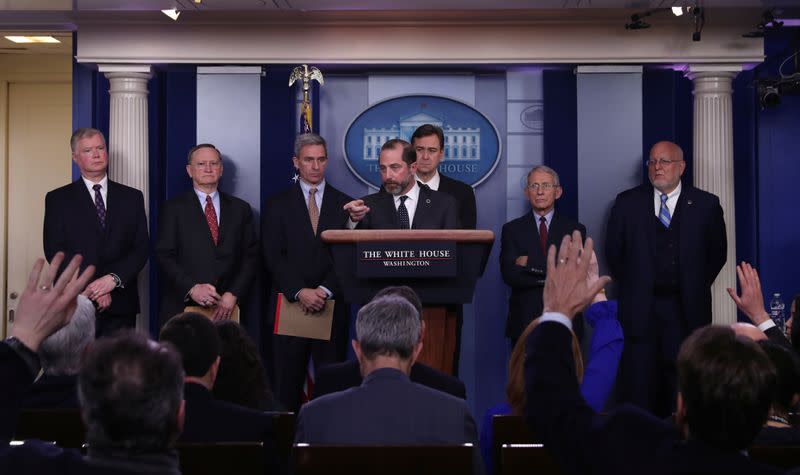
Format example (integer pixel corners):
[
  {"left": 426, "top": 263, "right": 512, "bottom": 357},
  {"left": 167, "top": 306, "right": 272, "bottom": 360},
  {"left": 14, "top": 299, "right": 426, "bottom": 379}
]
[
  {"left": 1, "top": 252, "right": 184, "bottom": 474},
  {"left": 606, "top": 141, "right": 727, "bottom": 417},
  {"left": 525, "top": 232, "right": 780, "bottom": 475},
  {"left": 156, "top": 143, "right": 259, "bottom": 324},
  {"left": 295, "top": 295, "right": 477, "bottom": 446},
  {"left": 43, "top": 128, "right": 148, "bottom": 338},
  {"left": 262, "top": 133, "right": 352, "bottom": 411},
  {"left": 500, "top": 165, "right": 585, "bottom": 345},
  {"left": 159, "top": 312, "right": 275, "bottom": 444},
  {"left": 344, "top": 139, "right": 459, "bottom": 230},
  {"left": 312, "top": 285, "right": 466, "bottom": 400},
  {"left": 411, "top": 124, "right": 477, "bottom": 229}
]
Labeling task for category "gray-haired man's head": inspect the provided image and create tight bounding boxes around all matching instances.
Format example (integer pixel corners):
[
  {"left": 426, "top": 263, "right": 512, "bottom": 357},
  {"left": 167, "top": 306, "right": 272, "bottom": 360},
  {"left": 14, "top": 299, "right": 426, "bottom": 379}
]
[
  {"left": 355, "top": 295, "right": 421, "bottom": 361},
  {"left": 39, "top": 295, "right": 95, "bottom": 376}
]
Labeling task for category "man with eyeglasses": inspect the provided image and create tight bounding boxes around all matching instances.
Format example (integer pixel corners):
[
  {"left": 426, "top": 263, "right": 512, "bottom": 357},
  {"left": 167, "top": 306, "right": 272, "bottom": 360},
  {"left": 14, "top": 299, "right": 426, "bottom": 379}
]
[
  {"left": 156, "top": 143, "right": 258, "bottom": 325},
  {"left": 606, "top": 140, "right": 726, "bottom": 418},
  {"left": 500, "top": 165, "right": 585, "bottom": 345}
]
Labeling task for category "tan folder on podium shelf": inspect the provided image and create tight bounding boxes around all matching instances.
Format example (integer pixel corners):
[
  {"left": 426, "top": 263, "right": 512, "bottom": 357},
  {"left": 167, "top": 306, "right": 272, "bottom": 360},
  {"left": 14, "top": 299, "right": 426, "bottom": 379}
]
[
  {"left": 273, "top": 293, "right": 334, "bottom": 341},
  {"left": 183, "top": 304, "right": 240, "bottom": 323}
]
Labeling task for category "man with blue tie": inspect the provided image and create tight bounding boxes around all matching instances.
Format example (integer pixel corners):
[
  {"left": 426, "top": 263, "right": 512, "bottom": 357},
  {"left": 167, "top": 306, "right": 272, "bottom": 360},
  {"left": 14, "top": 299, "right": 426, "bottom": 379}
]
[
  {"left": 606, "top": 140, "right": 727, "bottom": 417},
  {"left": 43, "top": 128, "right": 149, "bottom": 338},
  {"left": 500, "top": 165, "right": 585, "bottom": 346}
]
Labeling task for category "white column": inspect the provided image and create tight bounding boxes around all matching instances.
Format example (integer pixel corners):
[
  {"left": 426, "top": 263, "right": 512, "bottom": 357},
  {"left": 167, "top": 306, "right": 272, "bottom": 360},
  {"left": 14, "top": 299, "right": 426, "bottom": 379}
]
[
  {"left": 99, "top": 64, "right": 153, "bottom": 332},
  {"left": 684, "top": 64, "right": 740, "bottom": 326}
]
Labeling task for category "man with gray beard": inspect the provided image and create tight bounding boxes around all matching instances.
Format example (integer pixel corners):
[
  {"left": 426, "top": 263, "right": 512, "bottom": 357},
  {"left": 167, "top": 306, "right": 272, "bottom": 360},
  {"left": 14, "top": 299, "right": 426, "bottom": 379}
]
[{"left": 344, "top": 140, "right": 459, "bottom": 230}]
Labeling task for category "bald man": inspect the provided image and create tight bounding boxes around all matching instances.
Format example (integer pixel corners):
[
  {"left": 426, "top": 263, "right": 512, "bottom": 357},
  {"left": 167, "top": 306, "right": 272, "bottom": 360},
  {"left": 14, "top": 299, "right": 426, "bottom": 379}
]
[{"left": 606, "top": 140, "right": 726, "bottom": 418}]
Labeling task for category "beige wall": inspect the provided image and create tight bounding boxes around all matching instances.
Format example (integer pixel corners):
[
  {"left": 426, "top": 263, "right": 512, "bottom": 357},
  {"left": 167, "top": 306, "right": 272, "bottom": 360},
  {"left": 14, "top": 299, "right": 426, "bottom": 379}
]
[{"left": 0, "top": 53, "right": 72, "bottom": 338}]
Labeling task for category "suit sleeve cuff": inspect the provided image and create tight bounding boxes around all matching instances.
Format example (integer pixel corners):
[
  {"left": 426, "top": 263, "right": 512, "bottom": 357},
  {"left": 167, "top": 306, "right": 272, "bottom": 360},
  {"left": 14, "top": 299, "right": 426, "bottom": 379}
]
[
  {"left": 346, "top": 219, "right": 358, "bottom": 230},
  {"left": 318, "top": 286, "right": 333, "bottom": 299},
  {"left": 539, "top": 312, "right": 573, "bottom": 331},
  {"left": 758, "top": 319, "right": 776, "bottom": 332}
]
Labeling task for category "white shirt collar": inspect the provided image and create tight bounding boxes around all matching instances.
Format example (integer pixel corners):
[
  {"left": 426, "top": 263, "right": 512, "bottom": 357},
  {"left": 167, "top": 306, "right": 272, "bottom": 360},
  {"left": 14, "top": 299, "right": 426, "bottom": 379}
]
[
  {"left": 653, "top": 181, "right": 682, "bottom": 217},
  {"left": 395, "top": 181, "right": 421, "bottom": 205},
  {"left": 416, "top": 171, "right": 440, "bottom": 191},
  {"left": 81, "top": 174, "right": 107, "bottom": 190},
  {"left": 299, "top": 178, "right": 326, "bottom": 195},
  {"left": 532, "top": 208, "right": 555, "bottom": 228}
]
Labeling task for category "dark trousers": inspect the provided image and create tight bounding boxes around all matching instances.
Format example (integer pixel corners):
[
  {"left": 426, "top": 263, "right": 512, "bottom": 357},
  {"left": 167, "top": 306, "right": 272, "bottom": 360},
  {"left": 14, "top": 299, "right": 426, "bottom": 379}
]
[
  {"left": 95, "top": 311, "right": 137, "bottom": 339},
  {"left": 619, "top": 294, "right": 686, "bottom": 418},
  {"left": 272, "top": 306, "right": 349, "bottom": 412}
]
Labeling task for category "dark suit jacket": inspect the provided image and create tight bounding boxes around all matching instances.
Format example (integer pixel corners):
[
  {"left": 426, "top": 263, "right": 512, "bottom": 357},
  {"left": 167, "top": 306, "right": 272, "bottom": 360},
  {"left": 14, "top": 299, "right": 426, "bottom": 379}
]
[
  {"left": 262, "top": 182, "right": 351, "bottom": 299},
  {"left": 43, "top": 179, "right": 149, "bottom": 315},
  {"left": 525, "top": 321, "right": 782, "bottom": 475},
  {"left": 180, "top": 382, "right": 274, "bottom": 443},
  {"left": 764, "top": 326, "right": 793, "bottom": 350},
  {"left": 313, "top": 360, "right": 467, "bottom": 400},
  {"left": 605, "top": 184, "right": 726, "bottom": 337},
  {"left": 22, "top": 374, "right": 78, "bottom": 410},
  {"left": 356, "top": 185, "right": 459, "bottom": 230},
  {"left": 0, "top": 343, "right": 180, "bottom": 475},
  {"left": 436, "top": 174, "right": 477, "bottom": 229},
  {"left": 156, "top": 190, "right": 258, "bottom": 321},
  {"left": 500, "top": 211, "right": 586, "bottom": 340},
  {"left": 295, "top": 367, "right": 476, "bottom": 444}
]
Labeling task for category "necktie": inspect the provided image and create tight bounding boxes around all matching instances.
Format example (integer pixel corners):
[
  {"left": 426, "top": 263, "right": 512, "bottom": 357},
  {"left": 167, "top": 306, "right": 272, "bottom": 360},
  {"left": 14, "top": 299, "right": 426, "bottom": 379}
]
[
  {"left": 93, "top": 184, "right": 106, "bottom": 228},
  {"left": 308, "top": 187, "right": 319, "bottom": 235},
  {"left": 398, "top": 196, "right": 410, "bottom": 229},
  {"left": 659, "top": 193, "right": 671, "bottom": 228},
  {"left": 538, "top": 216, "right": 548, "bottom": 256},
  {"left": 205, "top": 195, "right": 219, "bottom": 245}
]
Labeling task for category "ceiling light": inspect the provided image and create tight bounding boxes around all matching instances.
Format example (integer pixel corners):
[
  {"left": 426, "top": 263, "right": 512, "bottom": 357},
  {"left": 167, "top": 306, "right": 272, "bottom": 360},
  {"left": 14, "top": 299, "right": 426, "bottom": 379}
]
[
  {"left": 671, "top": 7, "right": 684, "bottom": 16},
  {"left": 4, "top": 36, "right": 60, "bottom": 44},
  {"left": 161, "top": 8, "right": 180, "bottom": 21}
]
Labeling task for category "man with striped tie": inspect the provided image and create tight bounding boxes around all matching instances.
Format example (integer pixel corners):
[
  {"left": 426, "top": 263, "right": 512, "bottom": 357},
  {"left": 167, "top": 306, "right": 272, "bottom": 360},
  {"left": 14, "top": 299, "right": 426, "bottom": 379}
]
[{"left": 606, "top": 140, "right": 727, "bottom": 418}]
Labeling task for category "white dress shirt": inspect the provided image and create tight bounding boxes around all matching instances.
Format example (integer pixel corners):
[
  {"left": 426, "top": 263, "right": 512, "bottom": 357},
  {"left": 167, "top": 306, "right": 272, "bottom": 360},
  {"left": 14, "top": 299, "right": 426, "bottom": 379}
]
[
  {"left": 82, "top": 174, "right": 108, "bottom": 205},
  {"left": 194, "top": 188, "right": 220, "bottom": 224},
  {"left": 299, "top": 178, "right": 325, "bottom": 210},
  {"left": 653, "top": 181, "right": 682, "bottom": 218},
  {"left": 533, "top": 208, "right": 555, "bottom": 231},
  {"left": 416, "top": 170, "right": 441, "bottom": 191},
  {"left": 394, "top": 181, "right": 421, "bottom": 227}
]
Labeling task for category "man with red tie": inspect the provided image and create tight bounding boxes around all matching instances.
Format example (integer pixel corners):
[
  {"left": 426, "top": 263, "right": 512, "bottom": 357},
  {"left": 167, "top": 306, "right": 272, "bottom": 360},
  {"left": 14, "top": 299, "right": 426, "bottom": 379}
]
[
  {"left": 156, "top": 143, "right": 258, "bottom": 325},
  {"left": 499, "top": 165, "right": 585, "bottom": 346}
]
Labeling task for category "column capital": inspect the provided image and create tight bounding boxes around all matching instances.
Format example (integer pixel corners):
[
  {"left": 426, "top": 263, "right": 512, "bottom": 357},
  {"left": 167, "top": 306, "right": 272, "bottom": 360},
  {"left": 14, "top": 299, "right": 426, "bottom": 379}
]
[
  {"left": 98, "top": 64, "right": 153, "bottom": 81},
  {"left": 681, "top": 63, "right": 742, "bottom": 81}
]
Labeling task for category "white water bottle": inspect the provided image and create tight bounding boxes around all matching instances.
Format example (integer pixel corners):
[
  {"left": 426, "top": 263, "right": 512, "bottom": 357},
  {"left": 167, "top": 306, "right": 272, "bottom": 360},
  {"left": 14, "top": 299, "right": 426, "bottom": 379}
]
[{"left": 770, "top": 293, "right": 786, "bottom": 333}]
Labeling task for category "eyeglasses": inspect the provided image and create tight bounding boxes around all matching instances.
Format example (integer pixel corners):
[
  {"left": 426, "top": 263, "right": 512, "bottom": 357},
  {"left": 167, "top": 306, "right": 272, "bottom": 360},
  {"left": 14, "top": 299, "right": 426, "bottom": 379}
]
[
  {"left": 526, "top": 183, "right": 558, "bottom": 191},
  {"left": 192, "top": 161, "right": 221, "bottom": 169},
  {"left": 646, "top": 158, "right": 682, "bottom": 167}
]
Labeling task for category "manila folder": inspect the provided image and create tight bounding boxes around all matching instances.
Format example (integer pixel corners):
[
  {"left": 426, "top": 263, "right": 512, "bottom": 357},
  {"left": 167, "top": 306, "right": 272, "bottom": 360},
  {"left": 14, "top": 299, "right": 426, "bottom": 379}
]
[{"left": 273, "top": 293, "right": 333, "bottom": 341}]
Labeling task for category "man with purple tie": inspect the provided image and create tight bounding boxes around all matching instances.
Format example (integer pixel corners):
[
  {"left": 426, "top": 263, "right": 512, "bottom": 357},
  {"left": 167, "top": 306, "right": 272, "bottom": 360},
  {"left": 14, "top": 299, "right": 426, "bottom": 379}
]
[{"left": 43, "top": 128, "right": 149, "bottom": 338}]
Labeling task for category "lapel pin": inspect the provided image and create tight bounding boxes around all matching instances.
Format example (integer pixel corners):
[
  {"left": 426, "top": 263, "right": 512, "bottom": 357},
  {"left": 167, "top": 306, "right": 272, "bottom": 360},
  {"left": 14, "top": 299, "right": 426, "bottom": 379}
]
[
  {"left": 687, "top": 200, "right": 693, "bottom": 205},
  {"left": 426, "top": 199, "right": 431, "bottom": 204}
]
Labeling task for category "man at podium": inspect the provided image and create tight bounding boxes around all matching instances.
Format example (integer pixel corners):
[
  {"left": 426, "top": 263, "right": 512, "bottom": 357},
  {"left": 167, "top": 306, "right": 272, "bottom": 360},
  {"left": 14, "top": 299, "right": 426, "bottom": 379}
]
[{"left": 344, "top": 139, "right": 459, "bottom": 230}]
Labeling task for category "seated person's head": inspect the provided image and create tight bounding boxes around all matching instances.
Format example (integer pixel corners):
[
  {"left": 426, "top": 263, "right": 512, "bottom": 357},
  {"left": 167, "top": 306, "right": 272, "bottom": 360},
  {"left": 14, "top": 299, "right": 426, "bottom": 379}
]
[
  {"left": 676, "top": 325, "right": 776, "bottom": 451},
  {"left": 213, "top": 320, "right": 275, "bottom": 410},
  {"left": 758, "top": 339, "right": 800, "bottom": 420},
  {"left": 353, "top": 295, "right": 422, "bottom": 375},
  {"left": 159, "top": 313, "right": 221, "bottom": 388},
  {"left": 507, "top": 318, "right": 583, "bottom": 416},
  {"left": 38, "top": 295, "right": 95, "bottom": 376},
  {"left": 78, "top": 332, "right": 184, "bottom": 451},
  {"left": 373, "top": 285, "right": 423, "bottom": 317},
  {"left": 729, "top": 322, "right": 767, "bottom": 342}
]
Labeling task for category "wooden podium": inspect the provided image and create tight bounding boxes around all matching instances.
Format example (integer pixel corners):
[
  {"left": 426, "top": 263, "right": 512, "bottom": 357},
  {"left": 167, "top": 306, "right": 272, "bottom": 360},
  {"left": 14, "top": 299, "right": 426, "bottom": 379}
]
[{"left": 321, "top": 229, "right": 494, "bottom": 374}]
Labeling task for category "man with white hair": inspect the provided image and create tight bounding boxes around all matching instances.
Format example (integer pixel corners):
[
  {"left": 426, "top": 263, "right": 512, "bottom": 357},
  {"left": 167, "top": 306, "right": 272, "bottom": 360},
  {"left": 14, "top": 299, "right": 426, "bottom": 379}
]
[{"left": 24, "top": 295, "right": 95, "bottom": 409}]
